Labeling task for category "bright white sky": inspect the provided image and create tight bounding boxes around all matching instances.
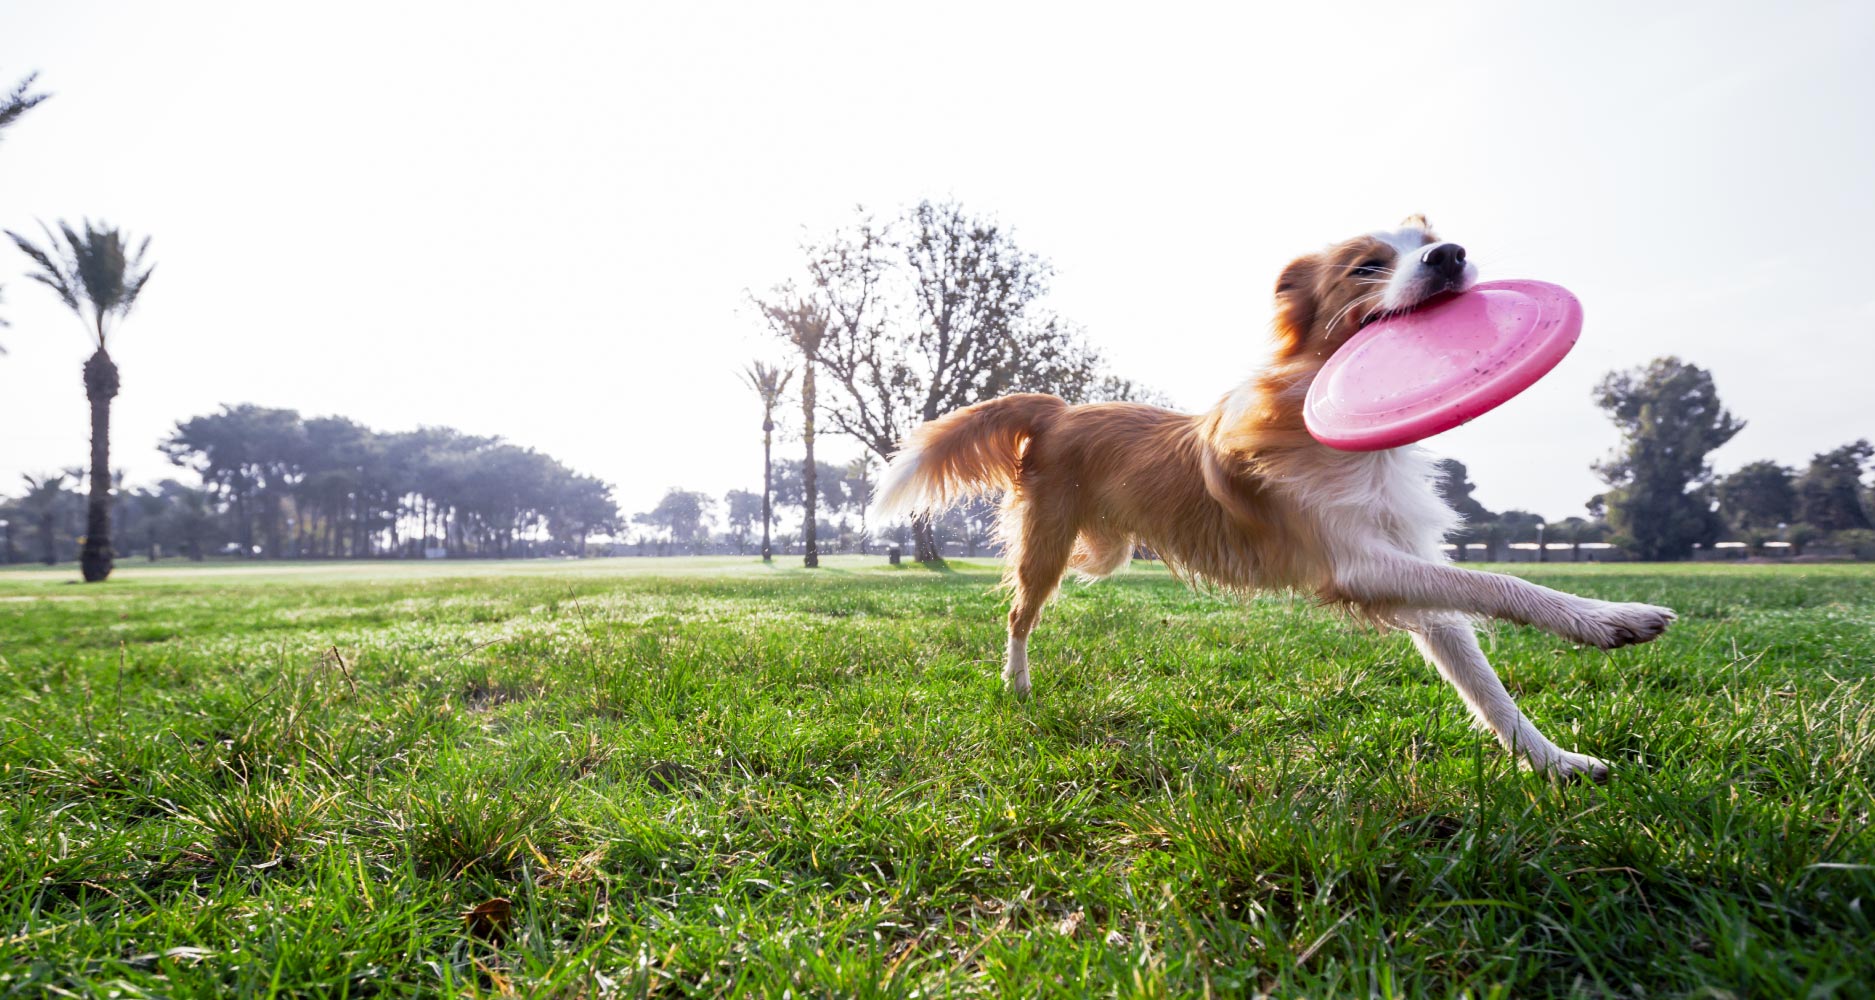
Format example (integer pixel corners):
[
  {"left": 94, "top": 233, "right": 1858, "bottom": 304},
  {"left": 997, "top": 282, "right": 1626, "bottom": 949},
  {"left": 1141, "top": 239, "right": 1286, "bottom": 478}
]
[{"left": 2, "top": 1, "right": 1871, "bottom": 522}]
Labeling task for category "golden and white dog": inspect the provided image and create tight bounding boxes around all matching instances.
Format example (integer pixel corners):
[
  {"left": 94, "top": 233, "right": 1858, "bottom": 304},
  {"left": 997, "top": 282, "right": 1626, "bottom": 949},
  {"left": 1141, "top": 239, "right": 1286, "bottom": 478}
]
[{"left": 870, "top": 216, "right": 1674, "bottom": 781}]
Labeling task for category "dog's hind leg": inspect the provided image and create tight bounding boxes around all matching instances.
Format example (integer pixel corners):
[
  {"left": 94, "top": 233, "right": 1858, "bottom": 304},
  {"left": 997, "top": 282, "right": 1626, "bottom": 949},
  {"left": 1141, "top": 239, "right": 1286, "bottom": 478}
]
[
  {"left": 1405, "top": 611, "right": 1611, "bottom": 782},
  {"left": 1002, "top": 513, "right": 1077, "bottom": 698}
]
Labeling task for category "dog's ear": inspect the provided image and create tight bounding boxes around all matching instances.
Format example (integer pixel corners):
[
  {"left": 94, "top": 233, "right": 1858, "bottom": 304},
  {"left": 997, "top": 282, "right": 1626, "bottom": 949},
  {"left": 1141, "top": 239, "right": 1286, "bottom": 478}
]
[{"left": 1273, "top": 254, "right": 1319, "bottom": 356}]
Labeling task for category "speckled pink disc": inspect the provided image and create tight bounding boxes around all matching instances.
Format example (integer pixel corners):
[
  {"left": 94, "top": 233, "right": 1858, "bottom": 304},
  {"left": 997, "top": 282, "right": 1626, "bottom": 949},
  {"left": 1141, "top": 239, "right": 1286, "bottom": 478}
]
[{"left": 1303, "top": 279, "right": 1582, "bottom": 452}]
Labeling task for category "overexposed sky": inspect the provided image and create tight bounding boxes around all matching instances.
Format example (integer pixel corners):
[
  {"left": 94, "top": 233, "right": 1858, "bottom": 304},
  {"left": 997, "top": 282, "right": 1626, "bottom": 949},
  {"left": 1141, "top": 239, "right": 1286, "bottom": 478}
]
[{"left": 2, "top": 1, "right": 1871, "bottom": 521}]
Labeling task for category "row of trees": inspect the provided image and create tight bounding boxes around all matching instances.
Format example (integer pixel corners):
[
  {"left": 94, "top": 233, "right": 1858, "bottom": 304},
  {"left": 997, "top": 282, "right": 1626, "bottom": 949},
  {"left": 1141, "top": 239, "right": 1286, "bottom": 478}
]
[
  {"left": 745, "top": 200, "right": 1163, "bottom": 565},
  {"left": 162, "top": 406, "right": 620, "bottom": 559},
  {"left": 0, "top": 446, "right": 978, "bottom": 567},
  {"left": 619, "top": 469, "right": 1001, "bottom": 559},
  {"left": 1432, "top": 459, "right": 1613, "bottom": 561},
  {"left": 0, "top": 406, "right": 621, "bottom": 564},
  {"left": 1431, "top": 359, "right": 1871, "bottom": 563},
  {"left": 0, "top": 473, "right": 217, "bottom": 566},
  {"left": 626, "top": 464, "right": 869, "bottom": 557}
]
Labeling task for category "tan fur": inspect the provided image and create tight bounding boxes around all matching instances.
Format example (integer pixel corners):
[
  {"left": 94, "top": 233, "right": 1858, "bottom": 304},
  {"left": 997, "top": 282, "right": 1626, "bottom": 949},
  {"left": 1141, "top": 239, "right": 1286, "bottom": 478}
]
[{"left": 890, "top": 394, "right": 1068, "bottom": 512}]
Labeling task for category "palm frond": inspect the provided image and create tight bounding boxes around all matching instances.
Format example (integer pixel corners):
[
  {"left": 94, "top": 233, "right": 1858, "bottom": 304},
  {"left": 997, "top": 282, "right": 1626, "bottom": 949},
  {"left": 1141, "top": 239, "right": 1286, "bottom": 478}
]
[
  {"left": 125, "top": 264, "right": 157, "bottom": 308},
  {"left": 740, "top": 360, "right": 795, "bottom": 406},
  {"left": 6, "top": 218, "right": 156, "bottom": 347},
  {"left": 6, "top": 226, "right": 78, "bottom": 313},
  {"left": 123, "top": 233, "right": 157, "bottom": 306},
  {"left": 0, "top": 72, "right": 50, "bottom": 141}
]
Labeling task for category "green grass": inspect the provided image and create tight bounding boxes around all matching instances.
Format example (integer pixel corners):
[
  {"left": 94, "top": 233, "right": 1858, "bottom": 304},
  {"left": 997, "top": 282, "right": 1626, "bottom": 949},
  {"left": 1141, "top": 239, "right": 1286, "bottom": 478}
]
[{"left": 1, "top": 557, "right": 1871, "bottom": 998}]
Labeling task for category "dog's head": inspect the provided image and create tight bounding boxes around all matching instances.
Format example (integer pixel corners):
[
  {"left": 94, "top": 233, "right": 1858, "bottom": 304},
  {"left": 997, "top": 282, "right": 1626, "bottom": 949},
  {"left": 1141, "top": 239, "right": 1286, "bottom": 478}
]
[{"left": 1271, "top": 215, "right": 1478, "bottom": 359}]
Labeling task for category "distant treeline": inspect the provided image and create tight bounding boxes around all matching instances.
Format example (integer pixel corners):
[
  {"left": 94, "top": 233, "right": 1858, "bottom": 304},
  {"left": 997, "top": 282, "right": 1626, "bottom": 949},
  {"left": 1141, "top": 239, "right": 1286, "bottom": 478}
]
[
  {"left": 1, "top": 404, "right": 618, "bottom": 563},
  {"left": 0, "top": 438, "right": 1002, "bottom": 565},
  {"left": 625, "top": 462, "right": 1000, "bottom": 559}
]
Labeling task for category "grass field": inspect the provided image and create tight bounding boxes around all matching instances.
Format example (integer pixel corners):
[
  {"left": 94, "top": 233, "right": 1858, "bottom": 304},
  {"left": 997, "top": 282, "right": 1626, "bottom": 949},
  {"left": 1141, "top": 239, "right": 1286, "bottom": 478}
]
[{"left": 2, "top": 557, "right": 1872, "bottom": 997}]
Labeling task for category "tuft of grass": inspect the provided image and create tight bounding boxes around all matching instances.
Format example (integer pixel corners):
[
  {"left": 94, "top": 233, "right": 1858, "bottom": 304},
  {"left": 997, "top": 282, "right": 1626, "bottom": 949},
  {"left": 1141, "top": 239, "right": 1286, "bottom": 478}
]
[
  {"left": 182, "top": 774, "right": 340, "bottom": 859},
  {"left": 396, "top": 754, "right": 568, "bottom": 878},
  {"left": 0, "top": 556, "right": 1871, "bottom": 996}
]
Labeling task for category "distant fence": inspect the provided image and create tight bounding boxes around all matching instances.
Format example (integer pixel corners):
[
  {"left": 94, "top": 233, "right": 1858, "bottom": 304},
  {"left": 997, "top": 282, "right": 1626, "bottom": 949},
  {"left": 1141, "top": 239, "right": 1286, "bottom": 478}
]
[
  {"left": 1442, "top": 542, "right": 1628, "bottom": 563},
  {"left": 1693, "top": 541, "right": 1862, "bottom": 562}
]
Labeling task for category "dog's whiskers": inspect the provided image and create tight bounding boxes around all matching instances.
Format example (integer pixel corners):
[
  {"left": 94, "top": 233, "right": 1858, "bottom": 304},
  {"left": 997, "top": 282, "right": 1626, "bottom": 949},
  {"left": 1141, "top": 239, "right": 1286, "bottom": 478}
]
[{"left": 1326, "top": 289, "right": 1384, "bottom": 333}]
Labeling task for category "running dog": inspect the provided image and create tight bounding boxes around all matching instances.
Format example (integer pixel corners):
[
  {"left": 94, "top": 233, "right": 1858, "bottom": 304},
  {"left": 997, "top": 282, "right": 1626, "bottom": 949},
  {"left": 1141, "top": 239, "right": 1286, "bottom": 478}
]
[{"left": 869, "top": 216, "right": 1674, "bottom": 781}]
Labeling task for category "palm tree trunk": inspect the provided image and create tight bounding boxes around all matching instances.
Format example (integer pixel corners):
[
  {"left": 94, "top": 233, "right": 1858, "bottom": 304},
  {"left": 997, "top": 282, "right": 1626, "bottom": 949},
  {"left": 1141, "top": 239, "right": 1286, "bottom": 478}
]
[
  {"left": 760, "top": 418, "right": 774, "bottom": 563},
  {"left": 263, "top": 494, "right": 281, "bottom": 559},
  {"left": 913, "top": 515, "right": 939, "bottom": 563},
  {"left": 235, "top": 489, "right": 252, "bottom": 557},
  {"left": 39, "top": 512, "right": 56, "bottom": 565},
  {"left": 801, "top": 363, "right": 819, "bottom": 569},
  {"left": 80, "top": 348, "right": 118, "bottom": 582}
]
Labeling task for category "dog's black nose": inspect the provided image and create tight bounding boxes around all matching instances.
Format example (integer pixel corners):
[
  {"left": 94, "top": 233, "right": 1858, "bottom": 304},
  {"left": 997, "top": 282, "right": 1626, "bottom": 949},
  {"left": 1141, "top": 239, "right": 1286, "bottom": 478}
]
[{"left": 1422, "top": 243, "right": 1467, "bottom": 279}]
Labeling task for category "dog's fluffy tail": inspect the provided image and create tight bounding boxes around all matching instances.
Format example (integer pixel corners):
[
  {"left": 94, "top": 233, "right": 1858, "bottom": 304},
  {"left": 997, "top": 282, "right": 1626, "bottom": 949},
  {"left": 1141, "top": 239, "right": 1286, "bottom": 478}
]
[{"left": 869, "top": 393, "right": 1068, "bottom": 524}]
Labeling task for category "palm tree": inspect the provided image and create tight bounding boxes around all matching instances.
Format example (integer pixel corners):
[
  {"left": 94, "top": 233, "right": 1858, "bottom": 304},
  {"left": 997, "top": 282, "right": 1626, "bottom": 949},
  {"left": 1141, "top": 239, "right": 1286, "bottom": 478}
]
[
  {"left": 760, "top": 297, "right": 829, "bottom": 569},
  {"left": 16, "top": 472, "right": 73, "bottom": 565},
  {"left": 740, "top": 361, "right": 794, "bottom": 563},
  {"left": 8, "top": 220, "right": 156, "bottom": 582},
  {"left": 847, "top": 455, "right": 877, "bottom": 554}
]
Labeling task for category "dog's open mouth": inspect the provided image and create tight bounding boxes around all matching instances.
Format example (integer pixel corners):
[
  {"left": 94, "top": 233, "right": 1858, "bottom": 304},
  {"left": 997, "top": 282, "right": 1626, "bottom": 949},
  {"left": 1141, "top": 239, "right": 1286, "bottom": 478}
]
[{"left": 1359, "top": 288, "right": 1464, "bottom": 327}]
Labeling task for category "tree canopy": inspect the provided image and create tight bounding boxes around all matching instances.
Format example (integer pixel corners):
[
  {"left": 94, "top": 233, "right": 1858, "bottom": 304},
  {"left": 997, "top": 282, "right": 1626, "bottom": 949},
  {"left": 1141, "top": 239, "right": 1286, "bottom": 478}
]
[
  {"left": 634, "top": 489, "right": 717, "bottom": 554},
  {"left": 1717, "top": 460, "right": 1796, "bottom": 532},
  {"left": 800, "top": 201, "right": 1125, "bottom": 467},
  {"left": 1593, "top": 357, "right": 1742, "bottom": 560},
  {"left": 7, "top": 219, "right": 154, "bottom": 349}
]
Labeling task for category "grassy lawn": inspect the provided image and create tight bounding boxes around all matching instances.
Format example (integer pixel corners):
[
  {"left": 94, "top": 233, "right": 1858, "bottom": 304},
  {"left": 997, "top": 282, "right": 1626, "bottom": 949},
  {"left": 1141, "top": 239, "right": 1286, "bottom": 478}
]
[{"left": 1, "top": 557, "right": 1871, "bottom": 997}]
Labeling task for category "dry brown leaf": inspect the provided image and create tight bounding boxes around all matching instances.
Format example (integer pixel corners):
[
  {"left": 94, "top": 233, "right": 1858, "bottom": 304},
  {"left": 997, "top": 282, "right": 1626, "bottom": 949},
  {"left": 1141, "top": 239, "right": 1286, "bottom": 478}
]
[{"left": 464, "top": 897, "right": 514, "bottom": 941}]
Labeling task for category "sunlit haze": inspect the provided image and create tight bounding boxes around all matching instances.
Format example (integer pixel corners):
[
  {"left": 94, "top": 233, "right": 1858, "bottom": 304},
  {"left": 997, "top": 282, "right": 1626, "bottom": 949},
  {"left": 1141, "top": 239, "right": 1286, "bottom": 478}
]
[{"left": 3, "top": 2, "right": 1871, "bottom": 521}]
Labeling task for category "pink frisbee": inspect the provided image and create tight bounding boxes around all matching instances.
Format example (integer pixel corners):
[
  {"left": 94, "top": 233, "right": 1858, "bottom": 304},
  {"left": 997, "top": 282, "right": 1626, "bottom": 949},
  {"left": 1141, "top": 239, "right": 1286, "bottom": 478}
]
[{"left": 1303, "top": 279, "right": 1582, "bottom": 452}]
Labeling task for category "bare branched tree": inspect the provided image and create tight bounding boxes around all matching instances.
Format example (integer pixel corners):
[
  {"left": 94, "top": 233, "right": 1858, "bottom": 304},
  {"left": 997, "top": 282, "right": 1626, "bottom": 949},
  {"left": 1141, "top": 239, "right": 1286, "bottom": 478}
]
[{"left": 806, "top": 201, "right": 1107, "bottom": 561}]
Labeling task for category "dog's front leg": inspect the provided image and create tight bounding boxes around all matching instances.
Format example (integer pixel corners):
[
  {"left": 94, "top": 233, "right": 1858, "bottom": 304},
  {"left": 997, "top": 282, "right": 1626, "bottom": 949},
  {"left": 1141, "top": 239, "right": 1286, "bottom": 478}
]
[
  {"left": 1336, "top": 553, "right": 1675, "bottom": 649},
  {"left": 1404, "top": 611, "right": 1611, "bottom": 781}
]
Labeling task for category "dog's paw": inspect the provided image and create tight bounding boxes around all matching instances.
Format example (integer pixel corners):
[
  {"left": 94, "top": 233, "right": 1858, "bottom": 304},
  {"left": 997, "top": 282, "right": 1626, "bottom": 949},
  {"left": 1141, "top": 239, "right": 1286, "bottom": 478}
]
[
  {"left": 1541, "top": 751, "right": 1613, "bottom": 784},
  {"left": 1571, "top": 601, "right": 1677, "bottom": 650},
  {"left": 1002, "top": 667, "right": 1032, "bottom": 699}
]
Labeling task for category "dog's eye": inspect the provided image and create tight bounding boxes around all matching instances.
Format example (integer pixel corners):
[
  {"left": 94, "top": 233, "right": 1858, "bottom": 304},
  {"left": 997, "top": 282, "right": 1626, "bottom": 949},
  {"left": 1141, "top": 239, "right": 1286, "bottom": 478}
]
[{"left": 1350, "top": 259, "right": 1389, "bottom": 277}]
